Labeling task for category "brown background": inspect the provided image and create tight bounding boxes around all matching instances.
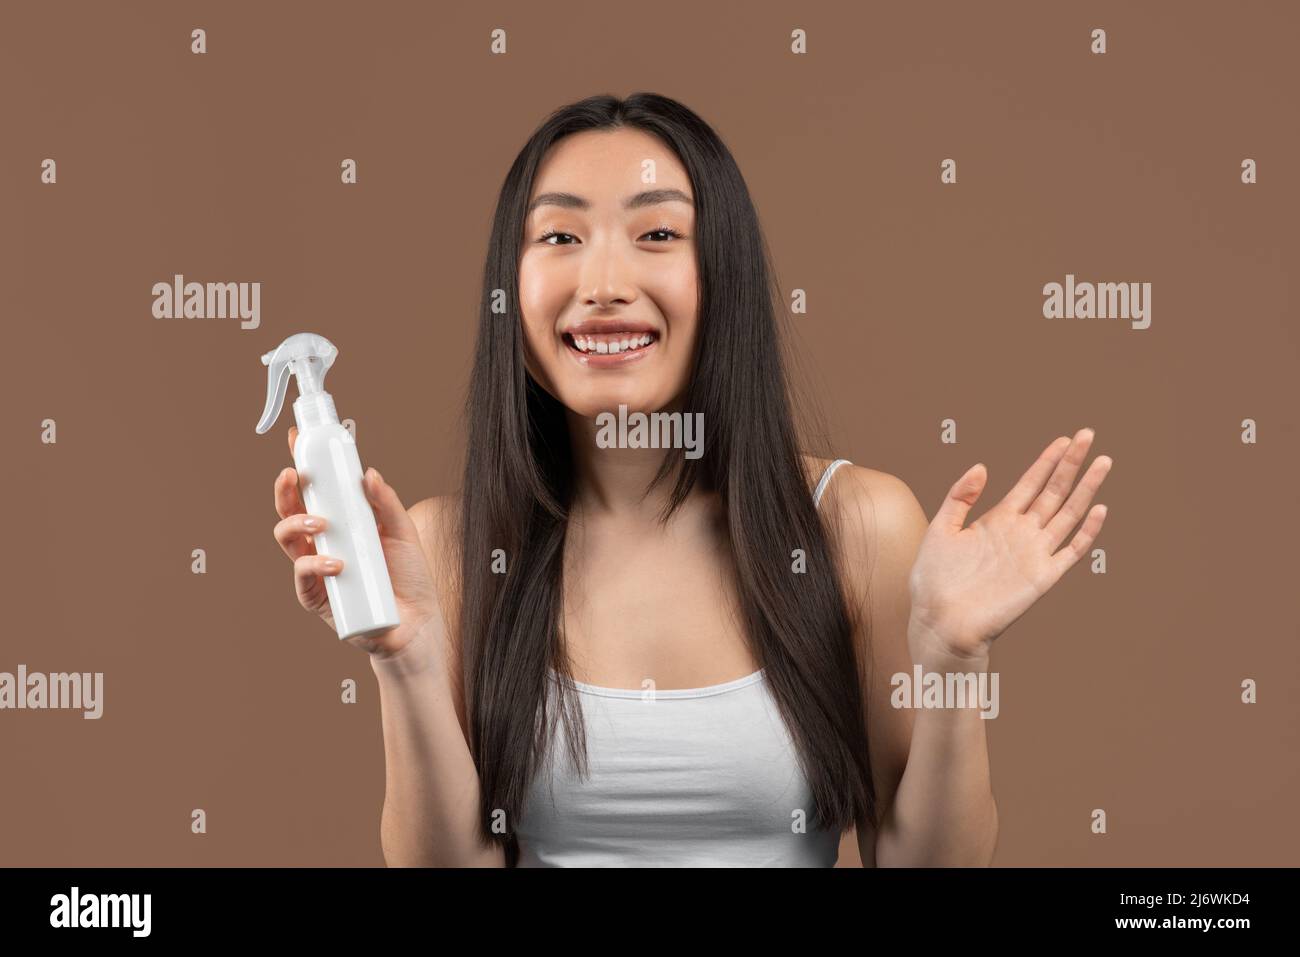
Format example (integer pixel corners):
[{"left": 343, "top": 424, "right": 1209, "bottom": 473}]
[{"left": 2, "top": 1, "right": 1296, "bottom": 866}]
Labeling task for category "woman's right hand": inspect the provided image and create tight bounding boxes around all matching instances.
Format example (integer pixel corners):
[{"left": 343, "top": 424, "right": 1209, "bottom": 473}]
[{"left": 272, "top": 425, "right": 442, "bottom": 661}]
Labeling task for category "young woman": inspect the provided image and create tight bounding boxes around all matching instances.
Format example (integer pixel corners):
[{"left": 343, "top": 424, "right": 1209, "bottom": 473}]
[{"left": 271, "top": 93, "right": 1113, "bottom": 867}]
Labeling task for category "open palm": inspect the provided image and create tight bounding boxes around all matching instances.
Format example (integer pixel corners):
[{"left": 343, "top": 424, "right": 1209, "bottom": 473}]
[{"left": 908, "top": 428, "right": 1113, "bottom": 663}]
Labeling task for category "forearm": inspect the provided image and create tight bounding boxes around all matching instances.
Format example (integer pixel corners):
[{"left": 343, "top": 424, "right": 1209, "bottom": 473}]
[
  {"left": 369, "top": 622, "right": 504, "bottom": 867},
  {"left": 875, "top": 623, "right": 999, "bottom": 867}
]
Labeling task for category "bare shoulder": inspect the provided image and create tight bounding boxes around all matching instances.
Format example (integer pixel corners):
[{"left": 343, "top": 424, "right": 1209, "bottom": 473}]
[
  {"left": 408, "top": 493, "right": 460, "bottom": 545},
  {"left": 801, "top": 455, "right": 926, "bottom": 540},
  {"left": 800, "top": 454, "right": 930, "bottom": 603}
]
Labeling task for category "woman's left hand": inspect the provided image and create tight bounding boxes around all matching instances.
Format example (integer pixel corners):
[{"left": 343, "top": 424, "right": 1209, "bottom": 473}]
[{"left": 907, "top": 427, "right": 1113, "bottom": 665}]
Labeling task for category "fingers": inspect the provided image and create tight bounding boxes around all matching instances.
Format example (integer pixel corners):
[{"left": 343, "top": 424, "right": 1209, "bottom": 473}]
[
  {"left": 274, "top": 440, "right": 339, "bottom": 625},
  {"left": 1050, "top": 503, "right": 1108, "bottom": 581},
  {"left": 272, "top": 467, "right": 322, "bottom": 563},
  {"left": 273, "top": 511, "right": 327, "bottom": 562},
  {"left": 273, "top": 466, "right": 305, "bottom": 521},
  {"left": 1003, "top": 435, "right": 1072, "bottom": 514},
  {"left": 1043, "top": 454, "right": 1113, "bottom": 550},
  {"left": 1026, "top": 428, "right": 1095, "bottom": 527},
  {"left": 934, "top": 462, "right": 988, "bottom": 534},
  {"left": 293, "top": 553, "right": 342, "bottom": 615},
  {"left": 361, "top": 467, "right": 421, "bottom": 546}
]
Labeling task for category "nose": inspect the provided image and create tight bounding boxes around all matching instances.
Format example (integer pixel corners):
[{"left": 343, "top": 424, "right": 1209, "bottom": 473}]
[{"left": 578, "top": 237, "right": 638, "bottom": 309}]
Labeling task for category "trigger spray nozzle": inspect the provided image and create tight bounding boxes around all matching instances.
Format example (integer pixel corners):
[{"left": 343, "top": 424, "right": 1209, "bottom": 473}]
[{"left": 255, "top": 332, "right": 338, "bottom": 434}]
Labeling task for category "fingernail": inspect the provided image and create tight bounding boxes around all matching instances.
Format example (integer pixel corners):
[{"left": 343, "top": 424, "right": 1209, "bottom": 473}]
[
  {"left": 370, "top": 468, "right": 383, "bottom": 485},
  {"left": 303, "top": 518, "right": 321, "bottom": 530},
  {"left": 322, "top": 559, "right": 341, "bottom": 571}
]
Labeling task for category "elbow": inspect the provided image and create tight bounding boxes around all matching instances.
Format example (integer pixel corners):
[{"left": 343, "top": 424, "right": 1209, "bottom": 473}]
[
  {"left": 379, "top": 818, "right": 507, "bottom": 868},
  {"left": 873, "top": 795, "right": 999, "bottom": 867}
]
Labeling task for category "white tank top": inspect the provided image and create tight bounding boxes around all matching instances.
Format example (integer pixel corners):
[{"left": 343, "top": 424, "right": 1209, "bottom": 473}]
[{"left": 515, "top": 459, "right": 853, "bottom": 867}]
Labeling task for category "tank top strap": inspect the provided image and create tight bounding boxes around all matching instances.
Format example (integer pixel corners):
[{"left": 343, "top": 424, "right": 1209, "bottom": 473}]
[{"left": 812, "top": 458, "right": 852, "bottom": 510}]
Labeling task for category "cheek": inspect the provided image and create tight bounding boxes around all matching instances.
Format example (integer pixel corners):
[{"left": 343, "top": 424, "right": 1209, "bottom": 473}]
[
  {"left": 660, "top": 260, "right": 701, "bottom": 345},
  {"left": 517, "top": 257, "right": 547, "bottom": 316},
  {"left": 517, "top": 258, "right": 562, "bottom": 353}
]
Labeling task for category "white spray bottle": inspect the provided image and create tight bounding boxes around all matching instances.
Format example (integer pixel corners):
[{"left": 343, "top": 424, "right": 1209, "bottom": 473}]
[{"left": 255, "top": 332, "right": 401, "bottom": 641}]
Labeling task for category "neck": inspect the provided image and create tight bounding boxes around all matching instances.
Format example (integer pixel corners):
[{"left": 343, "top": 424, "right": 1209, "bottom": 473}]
[{"left": 564, "top": 405, "right": 712, "bottom": 524}]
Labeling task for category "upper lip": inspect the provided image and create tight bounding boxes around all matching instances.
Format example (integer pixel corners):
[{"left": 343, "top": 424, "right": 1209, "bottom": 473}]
[{"left": 562, "top": 318, "right": 659, "bottom": 337}]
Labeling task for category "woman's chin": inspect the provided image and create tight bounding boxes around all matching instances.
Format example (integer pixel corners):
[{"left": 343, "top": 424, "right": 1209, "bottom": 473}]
[{"left": 563, "top": 393, "right": 661, "bottom": 420}]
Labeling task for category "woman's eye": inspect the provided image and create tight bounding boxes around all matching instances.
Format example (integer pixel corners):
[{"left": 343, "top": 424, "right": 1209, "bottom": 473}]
[{"left": 537, "top": 227, "right": 684, "bottom": 245}]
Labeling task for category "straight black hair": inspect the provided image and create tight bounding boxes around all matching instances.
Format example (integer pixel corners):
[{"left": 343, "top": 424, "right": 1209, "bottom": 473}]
[{"left": 454, "top": 92, "right": 877, "bottom": 866}]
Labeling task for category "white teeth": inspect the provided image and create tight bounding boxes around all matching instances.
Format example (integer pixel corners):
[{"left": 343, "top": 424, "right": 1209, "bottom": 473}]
[{"left": 569, "top": 332, "right": 656, "bottom": 354}]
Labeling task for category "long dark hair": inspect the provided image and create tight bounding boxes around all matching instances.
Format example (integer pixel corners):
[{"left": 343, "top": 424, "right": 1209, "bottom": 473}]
[{"left": 455, "top": 92, "right": 877, "bottom": 866}]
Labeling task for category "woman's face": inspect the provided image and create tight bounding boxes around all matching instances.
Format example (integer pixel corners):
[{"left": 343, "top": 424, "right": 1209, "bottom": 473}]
[{"left": 518, "top": 127, "right": 699, "bottom": 417}]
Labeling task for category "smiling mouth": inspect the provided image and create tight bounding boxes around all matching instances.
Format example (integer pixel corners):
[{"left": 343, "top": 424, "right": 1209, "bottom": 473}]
[{"left": 562, "top": 331, "right": 659, "bottom": 356}]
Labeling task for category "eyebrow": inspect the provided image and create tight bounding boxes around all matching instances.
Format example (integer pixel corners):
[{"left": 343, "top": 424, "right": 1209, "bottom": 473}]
[{"left": 526, "top": 188, "right": 694, "bottom": 214}]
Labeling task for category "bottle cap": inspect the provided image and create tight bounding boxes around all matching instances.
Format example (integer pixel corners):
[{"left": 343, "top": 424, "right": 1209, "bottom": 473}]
[{"left": 254, "top": 332, "right": 338, "bottom": 434}]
